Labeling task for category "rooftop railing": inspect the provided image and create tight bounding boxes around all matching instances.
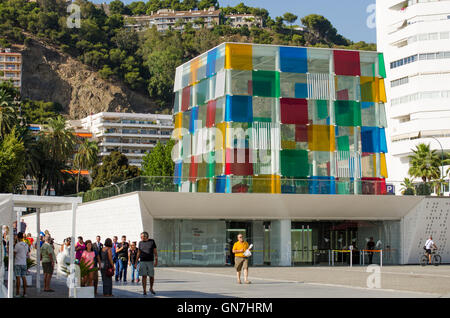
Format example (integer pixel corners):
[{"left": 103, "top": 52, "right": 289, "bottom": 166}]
[{"left": 68, "top": 176, "right": 446, "bottom": 203}]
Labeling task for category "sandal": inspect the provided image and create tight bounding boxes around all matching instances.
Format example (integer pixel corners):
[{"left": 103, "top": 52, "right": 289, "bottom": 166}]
[{"left": 244, "top": 281, "right": 251, "bottom": 284}]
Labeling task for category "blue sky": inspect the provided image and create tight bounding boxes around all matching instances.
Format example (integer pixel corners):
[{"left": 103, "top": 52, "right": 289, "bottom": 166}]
[{"left": 94, "top": 0, "right": 377, "bottom": 43}]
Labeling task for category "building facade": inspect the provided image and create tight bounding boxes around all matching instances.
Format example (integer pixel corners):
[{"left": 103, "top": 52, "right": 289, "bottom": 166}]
[
  {"left": 172, "top": 43, "right": 389, "bottom": 195},
  {"left": 0, "top": 48, "right": 21, "bottom": 91},
  {"left": 376, "top": 0, "right": 450, "bottom": 191},
  {"left": 72, "top": 112, "right": 173, "bottom": 167},
  {"left": 225, "top": 14, "right": 263, "bottom": 28},
  {"left": 124, "top": 7, "right": 221, "bottom": 32}
]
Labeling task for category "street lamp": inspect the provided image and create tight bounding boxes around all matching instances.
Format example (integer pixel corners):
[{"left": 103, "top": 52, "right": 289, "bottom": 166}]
[{"left": 429, "top": 136, "right": 445, "bottom": 194}]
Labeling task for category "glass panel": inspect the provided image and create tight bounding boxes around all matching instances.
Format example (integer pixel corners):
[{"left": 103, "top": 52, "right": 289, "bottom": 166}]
[
  {"left": 228, "top": 70, "right": 252, "bottom": 96},
  {"left": 280, "top": 98, "right": 308, "bottom": 124},
  {"left": 280, "top": 149, "right": 309, "bottom": 177},
  {"left": 198, "top": 102, "right": 207, "bottom": 128},
  {"left": 253, "top": 45, "right": 277, "bottom": 71},
  {"left": 225, "top": 148, "right": 253, "bottom": 176},
  {"left": 181, "top": 86, "right": 191, "bottom": 112},
  {"left": 252, "top": 97, "right": 277, "bottom": 122},
  {"left": 215, "top": 96, "right": 226, "bottom": 124},
  {"left": 196, "top": 78, "right": 208, "bottom": 106},
  {"left": 335, "top": 76, "right": 359, "bottom": 101},
  {"left": 308, "top": 99, "right": 329, "bottom": 124},
  {"left": 308, "top": 125, "right": 336, "bottom": 152},
  {"left": 280, "top": 46, "right": 308, "bottom": 73},
  {"left": 361, "top": 102, "right": 377, "bottom": 127},
  {"left": 333, "top": 50, "right": 361, "bottom": 76},
  {"left": 225, "top": 43, "right": 253, "bottom": 70},
  {"left": 334, "top": 101, "right": 362, "bottom": 127},
  {"left": 252, "top": 70, "right": 280, "bottom": 98},
  {"left": 173, "top": 90, "right": 181, "bottom": 114},
  {"left": 225, "top": 95, "right": 253, "bottom": 122},
  {"left": 280, "top": 72, "right": 308, "bottom": 98},
  {"left": 307, "top": 73, "right": 333, "bottom": 100},
  {"left": 252, "top": 149, "right": 273, "bottom": 175},
  {"left": 307, "top": 48, "right": 330, "bottom": 73},
  {"left": 308, "top": 152, "right": 332, "bottom": 177},
  {"left": 252, "top": 175, "right": 281, "bottom": 193}
]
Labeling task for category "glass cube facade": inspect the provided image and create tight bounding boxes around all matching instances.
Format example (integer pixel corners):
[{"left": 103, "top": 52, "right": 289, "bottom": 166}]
[{"left": 172, "top": 43, "right": 388, "bottom": 194}]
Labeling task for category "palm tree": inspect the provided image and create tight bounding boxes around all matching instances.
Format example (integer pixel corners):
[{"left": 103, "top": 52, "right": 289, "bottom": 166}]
[
  {"left": 400, "top": 178, "right": 415, "bottom": 195},
  {"left": 73, "top": 140, "right": 99, "bottom": 193},
  {"left": 40, "top": 116, "right": 77, "bottom": 195},
  {"left": 408, "top": 143, "right": 440, "bottom": 183},
  {"left": 0, "top": 87, "right": 19, "bottom": 139}
]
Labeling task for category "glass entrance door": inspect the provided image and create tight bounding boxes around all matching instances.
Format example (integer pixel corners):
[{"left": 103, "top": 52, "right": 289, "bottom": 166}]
[
  {"left": 226, "top": 221, "right": 252, "bottom": 266},
  {"left": 291, "top": 225, "right": 312, "bottom": 265}
]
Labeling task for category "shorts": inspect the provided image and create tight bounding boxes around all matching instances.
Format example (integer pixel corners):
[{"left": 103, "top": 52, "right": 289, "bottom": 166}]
[
  {"left": 234, "top": 257, "right": 248, "bottom": 272},
  {"left": 426, "top": 249, "right": 432, "bottom": 254},
  {"left": 14, "top": 265, "right": 27, "bottom": 277},
  {"left": 42, "top": 262, "right": 54, "bottom": 275},
  {"left": 138, "top": 261, "right": 154, "bottom": 277}
]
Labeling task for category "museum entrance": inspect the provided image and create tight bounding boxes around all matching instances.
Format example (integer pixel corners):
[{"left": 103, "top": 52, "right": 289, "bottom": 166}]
[{"left": 226, "top": 221, "right": 253, "bottom": 266}]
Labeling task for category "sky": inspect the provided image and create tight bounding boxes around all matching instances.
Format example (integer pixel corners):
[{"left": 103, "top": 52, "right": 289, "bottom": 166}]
[{"left": 93, "top": 0, "right": 377, "bottom": 43}]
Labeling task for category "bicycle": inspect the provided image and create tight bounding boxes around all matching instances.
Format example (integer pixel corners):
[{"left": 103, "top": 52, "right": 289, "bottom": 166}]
[{"left": 419, "top": 248, "right": 441, "bottom": 266}]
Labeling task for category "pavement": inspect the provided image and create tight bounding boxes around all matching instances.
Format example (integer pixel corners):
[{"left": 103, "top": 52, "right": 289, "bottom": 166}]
[{"left": 5, "top": 264, "right": 450, "bottom": 298}]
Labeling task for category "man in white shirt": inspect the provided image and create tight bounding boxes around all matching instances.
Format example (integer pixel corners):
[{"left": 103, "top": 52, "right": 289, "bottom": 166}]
[
  {"left": 14, "top": 232, "right": 29, "bottom": 297},
  {"left": 424, "top": 236, "right": 437, "bottom": 265}
]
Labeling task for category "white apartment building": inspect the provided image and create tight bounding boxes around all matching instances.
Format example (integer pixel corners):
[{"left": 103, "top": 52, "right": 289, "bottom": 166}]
[
  {"left": 72, "top": 112, "right": 173, "bottom": 167},
  {"left": 225, "top": 14, "right": 263, "bottom": 28},
  {"left": 0, "top": 48, "right": 21, "bottom": 91},
  {"left": 376, "top": 0, "right": 450, "bottom": 191}
]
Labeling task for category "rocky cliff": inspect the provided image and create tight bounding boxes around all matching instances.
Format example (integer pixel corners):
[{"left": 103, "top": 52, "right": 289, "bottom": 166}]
[{"left": 19, "top": 38, "right": 161, "bottom": 119}]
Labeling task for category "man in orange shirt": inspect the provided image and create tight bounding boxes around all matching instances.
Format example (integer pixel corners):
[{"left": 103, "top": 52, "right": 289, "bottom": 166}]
[{"left": 232, "top": 234, "right": 251, "bottom": 284}]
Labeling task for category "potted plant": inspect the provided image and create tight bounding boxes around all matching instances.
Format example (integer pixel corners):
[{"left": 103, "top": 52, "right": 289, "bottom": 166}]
[
  {"left": 3, "top": 257, "right": 36, "bottom": 286},
  {"left": 26, "top": 258, "right": 36, "bottom": 286},
  {"left": 61, "top": 259, "right": 96, "bottom": 298}
]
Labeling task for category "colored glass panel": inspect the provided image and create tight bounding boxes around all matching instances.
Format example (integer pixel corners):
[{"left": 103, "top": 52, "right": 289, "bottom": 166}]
[
  {"left": 181, "top": 86, "right": 191, "bottom": 111},
  {"left": 174, "top": 161, "right": 182, "bottom": 185},
  {"left": 206, "top": 100, "right": 216, "bottom": 128},
  {"left": 333, "top": 50, "right": 361, "bottom": 76},
  {"left": 307, "top": 49, "right": 330, "bottom": 73},
  {"left": 225, "top": 43, "right": 252, "bottom": 70},
  {"left": 189, "top": 107, "right": 198, "bottom": 133},
  {"left": 190, "top": 58, "right": 201, "bottom": 85},
  {"left": 309, "top": 176, "right": 336, "bottom": 194},
  {"left": 280, "top": 72, "right": 308, "bottom": 98},
  {"left": 308, "top": 125, "right": 336, "bottom": 151},
  {"left": 337, "top": 135, "right": 350, "bottom": 152},
  {"left": 281, "top": 149, "right": 309, "bottom": 177},
  {"left": 225, "top": 148, "right": 253, "bottom": 176},
  {"left": 280, "top": 98, "right": 308, "bottom": 125},
  {"left": 361, "top": 127, "right": 387, "bottom": 153},
  {"left": 225, "top": 95, "right": 253, "bottom": 122},
  {"left": 334, "top": 101, "right": 362, "bottom": 127},
  {"left": 378, "top": 53, "right": 387, "bottom": 78},
  {"left": 206, "top": 48, "right": 217, "bottom": 77},
  {"left": 295, "top": 125, "right": 308, "bottom": 143},
  {"left": 252, "top": 70, "right": 280, "bottom": 98},
  {"left": 215, "top": 97, "right": 226, "bottom": 124},
  {"left": 174, "top": 113, "right": 183, "bottom": 139},
  {"left": 196, "top": 78, "right": 208, "bottom": 106},
  {"left": 280, "top": 46, "right": 308, "bottom": 73},
  {"left": 252, "top": 175, "right": 281, "bottom": 193}
]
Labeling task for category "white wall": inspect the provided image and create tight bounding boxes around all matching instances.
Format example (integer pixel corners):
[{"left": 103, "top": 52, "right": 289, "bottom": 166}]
[
  {"left": 402, "top": 197, "right": 450, "bottom": 264},
  {"left": 23, "top": 193, "right": 150, "bottom": 245}
]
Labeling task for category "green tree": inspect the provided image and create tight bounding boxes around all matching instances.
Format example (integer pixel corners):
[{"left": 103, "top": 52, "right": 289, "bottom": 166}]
[
  {"left": 109, "top": 0, "right": 126, "bottom": 15},
  {"left": 0, "top": 82, "right": 19, "bottom": 139},
  {"left": 0, "top": 129, "right": 26, "bottom": 193},
  {"left": 141, "top": 140, "right": 175, "bottom": 176},
  {"left": 91, "top": 151, "right": 140, "bottom": 188},
  {"left": 39, "top": 116, "right": 77, "bottom": 195},
  {"left": 283, "top": 12, "right": 298, "bottom": 29},
  {"left": 408, "top": 143, "right": 441, "bottom": 183},
  {"left": 400, "top": 178, "right": 415, "bottom": 195},
  {"left": 73, "top": 139, "right": 98, "bottom": 193},
  {"left": 198, "top": 0, "right": 218, "bottom": 10}
]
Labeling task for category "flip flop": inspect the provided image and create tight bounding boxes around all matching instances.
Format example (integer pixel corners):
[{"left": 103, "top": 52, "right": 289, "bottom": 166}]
[{"left": 244, "top": 281, "right": 251, "bottom": 284}]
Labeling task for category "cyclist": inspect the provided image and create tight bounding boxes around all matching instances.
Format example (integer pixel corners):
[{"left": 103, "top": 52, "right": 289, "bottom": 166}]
[{"left": 424, "top": 235, "right": 437, "bottom": 264}]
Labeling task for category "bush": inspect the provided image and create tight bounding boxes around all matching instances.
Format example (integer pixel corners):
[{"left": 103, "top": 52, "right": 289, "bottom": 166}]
[{"left": 416, "top": 183, "right": 432, "bottom": 196}]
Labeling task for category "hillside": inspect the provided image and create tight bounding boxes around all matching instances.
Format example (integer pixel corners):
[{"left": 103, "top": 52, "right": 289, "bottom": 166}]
[{"left": 19, "top": 37, "right": 160, "bottom": 119}]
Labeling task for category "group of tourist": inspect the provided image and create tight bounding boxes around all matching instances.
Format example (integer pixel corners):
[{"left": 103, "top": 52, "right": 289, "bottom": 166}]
[{"left": 59, "top": 231, "right": 158, "bottom": 296}]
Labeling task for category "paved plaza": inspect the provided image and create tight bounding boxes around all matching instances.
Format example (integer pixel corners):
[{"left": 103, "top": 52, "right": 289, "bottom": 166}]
[{"left": 13, "top": 265, "right": 450, "bottom": 298}]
